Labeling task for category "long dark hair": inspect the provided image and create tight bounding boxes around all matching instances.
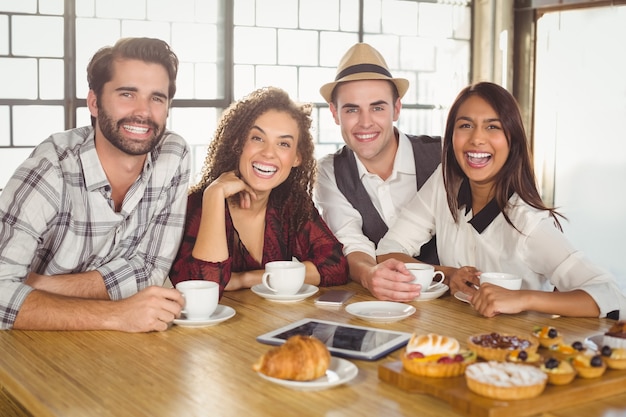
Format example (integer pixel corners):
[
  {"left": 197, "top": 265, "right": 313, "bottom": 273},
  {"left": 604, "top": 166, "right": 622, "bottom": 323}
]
[
  {"left": 441, "top": 82, "right": 563, "bottom": 230},
  {"left": 192, "top": 87, "right": 316, "bottom": 232}
]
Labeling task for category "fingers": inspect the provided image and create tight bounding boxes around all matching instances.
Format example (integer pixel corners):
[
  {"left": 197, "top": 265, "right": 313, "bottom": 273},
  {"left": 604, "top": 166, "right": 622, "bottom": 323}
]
[
  {"left": 471, "top": 285, "right": 517, "bottom": 317},
  {"left": 368, "top": 268, "right": 421, "bottom": 301},
  {"left": 449, "top": 266, "right": 480, "bottom": 296},
  {"left": 238, "top": 190, "right": 258, "bottom": 209},
  {"left": 121, "top": 287, "right": 185, "bottom": 332}
]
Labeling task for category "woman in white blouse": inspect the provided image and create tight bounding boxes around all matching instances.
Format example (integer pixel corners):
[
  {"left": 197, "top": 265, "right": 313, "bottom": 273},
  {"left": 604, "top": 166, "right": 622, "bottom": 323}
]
[{"left": 377, "top": 82, "right": 625, "bottom": 319}]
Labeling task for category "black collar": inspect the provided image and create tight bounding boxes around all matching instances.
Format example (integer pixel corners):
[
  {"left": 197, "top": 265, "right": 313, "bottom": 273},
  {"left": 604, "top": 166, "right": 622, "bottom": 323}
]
[{"left": 458, "top": 179, "right": 504, "bottom": 234}]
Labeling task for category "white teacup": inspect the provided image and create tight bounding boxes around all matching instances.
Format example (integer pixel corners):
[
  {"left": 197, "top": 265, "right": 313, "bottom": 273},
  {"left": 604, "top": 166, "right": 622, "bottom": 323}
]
[
  {"left": 405, "top": 263, "right": 445, "bottom": 290},
  {"left": 479, "top": 272, "right": 522, "bottom": 290},
  {"left": 262, "top": 261, "right": 306, "bottom": 295},
  {"left": 176, "top": 280, "right": 219, "bottom": 320}
]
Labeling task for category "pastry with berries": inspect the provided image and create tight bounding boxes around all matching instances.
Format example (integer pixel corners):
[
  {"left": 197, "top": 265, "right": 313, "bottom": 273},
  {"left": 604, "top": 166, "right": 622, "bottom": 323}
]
[
  {"left": 468, "top": 332, "right": 538, "bottom": 362},
  {"left": 540, "top": 357, "right": 576, "bottom": 385},
  {"left": 603, "top": 321, "right": 626, "bottom": 349},
  {"left": 506, "top": 349, "right": 542, "bottom": 365},
  {"left": 600, "top": 345, "right": 626, "bottom": 370},
  {"left": 532, "top": 325, "right": 563, "bottom": 348},
  {"left": 548, "top": 340, "right": 585, "bottom": 360},
  {"left": 572, "top": 353, "right": 607, "bottom": 378},
  {"left": 401, "top": 333, "right": 477, "bottom": 378}
]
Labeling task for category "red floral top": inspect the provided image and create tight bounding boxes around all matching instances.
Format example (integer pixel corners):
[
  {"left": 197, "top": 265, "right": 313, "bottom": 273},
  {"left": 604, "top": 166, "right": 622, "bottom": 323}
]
[{"left": 170, "top": 192, "right": 349, "bottom": 298}]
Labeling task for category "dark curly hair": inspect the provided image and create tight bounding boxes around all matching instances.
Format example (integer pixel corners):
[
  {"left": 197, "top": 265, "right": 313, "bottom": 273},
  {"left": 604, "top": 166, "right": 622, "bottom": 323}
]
[
  {"left": 191, "top": 87, "right": 317, "bottom": 232},
  {"left": 442, "top": 81, "right": 564, "bottom": 231}
]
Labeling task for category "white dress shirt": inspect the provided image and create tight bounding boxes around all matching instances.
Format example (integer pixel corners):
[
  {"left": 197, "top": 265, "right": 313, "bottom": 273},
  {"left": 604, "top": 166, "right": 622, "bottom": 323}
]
[
  {"left": 315, "top": 131, "right": 418, "bottom": 259},
  {"left": 376, "top": 165, "right": 626, "bottom": 319}
]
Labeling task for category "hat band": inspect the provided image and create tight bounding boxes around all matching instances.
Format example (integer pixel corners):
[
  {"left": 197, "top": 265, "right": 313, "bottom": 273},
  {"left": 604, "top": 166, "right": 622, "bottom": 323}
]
[{"left": 335, "top": 63, "right": 393, "bottom": 81}]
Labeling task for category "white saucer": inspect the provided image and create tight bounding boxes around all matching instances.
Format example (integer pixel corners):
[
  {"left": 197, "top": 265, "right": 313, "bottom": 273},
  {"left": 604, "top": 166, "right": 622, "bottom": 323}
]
[
  {"left": 257, "top": 357, "right": 358, "bottom": 391},
  {"left": 251, "top": 284, "right": 318, "bottom": 303},
  {"left": 454, "top": 291, "right": 472, "bottom": 304},
  {"left": 345, "top": 301, "right": 416, "bottom": 323},
  {"left": 173, "top": 305, "right": 236, "bottom": 328},
  {"left": 584, "top": 334, "right": 603, "bottom": 350},
  {"left": 414, "top": 283, "right": 449, "bottom": 301}
]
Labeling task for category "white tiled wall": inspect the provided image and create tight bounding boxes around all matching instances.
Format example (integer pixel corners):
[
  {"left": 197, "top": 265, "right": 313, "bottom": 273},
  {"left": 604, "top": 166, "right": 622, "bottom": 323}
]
[{"left": 0, "top": 148, "right": 33, "bottom": 192}]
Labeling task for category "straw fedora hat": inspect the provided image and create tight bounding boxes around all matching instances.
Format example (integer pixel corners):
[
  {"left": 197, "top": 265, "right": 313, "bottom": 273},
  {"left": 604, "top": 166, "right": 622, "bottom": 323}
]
[{"left": 319, "top": 43, "right": 409, "bottom": 103}]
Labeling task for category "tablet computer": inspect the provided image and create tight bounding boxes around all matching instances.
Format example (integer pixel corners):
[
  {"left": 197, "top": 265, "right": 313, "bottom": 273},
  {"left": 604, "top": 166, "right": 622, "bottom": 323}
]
[{"left": 256, "top": 318, "right": 412, "bottom": 361}]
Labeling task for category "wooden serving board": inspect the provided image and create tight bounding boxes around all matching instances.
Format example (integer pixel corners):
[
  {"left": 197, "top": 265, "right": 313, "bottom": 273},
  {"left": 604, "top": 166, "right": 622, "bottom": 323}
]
[{"left": 378, "top": 361, "right": 626, "bottom": 417}]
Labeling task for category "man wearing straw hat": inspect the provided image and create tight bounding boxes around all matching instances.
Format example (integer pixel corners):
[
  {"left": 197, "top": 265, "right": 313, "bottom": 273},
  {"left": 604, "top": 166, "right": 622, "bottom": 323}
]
[{"left": 315, "top": 43, "right": 441, "bottom": 301}]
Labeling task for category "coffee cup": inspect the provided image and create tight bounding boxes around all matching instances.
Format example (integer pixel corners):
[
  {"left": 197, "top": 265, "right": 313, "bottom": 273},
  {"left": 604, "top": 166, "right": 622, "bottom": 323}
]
[
  {"left": 479, "top": 272, "right": 522, "bottom": 290},
  {"left": 262, "top": 261, "right": 306, "bottom": 295},
  {"left": 405, "top": 263, "right": 445, "bottom": 290},
  {"left": 176, "top": 280, "right": 219, "bottom": 320}
]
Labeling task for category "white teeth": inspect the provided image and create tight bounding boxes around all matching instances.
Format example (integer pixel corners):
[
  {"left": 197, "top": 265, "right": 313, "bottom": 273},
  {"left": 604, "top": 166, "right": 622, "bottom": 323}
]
[
  {"left": 355, "top": 133, "right": 376, "bottom": 140},
  {"left": 124, "top": 125, "right": 149, "bottom": 134},
  {"left": 252, "top": 162, "right": 277, "bottom": 174},
  {"left": 467, "top": 152, "right": 491, "bottom": 158}
]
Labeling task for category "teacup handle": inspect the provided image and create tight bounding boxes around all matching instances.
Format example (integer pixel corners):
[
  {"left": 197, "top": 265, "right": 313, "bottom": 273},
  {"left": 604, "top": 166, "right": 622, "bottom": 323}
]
[
  {"left": 180, "top": 293, "right": 187, "bottom": 314},
  {"left": 432, "top": 271, "right": 445, "bottom": 285},
  {"left": 262, "top": 272, "right": 278, "bottom": 292}
]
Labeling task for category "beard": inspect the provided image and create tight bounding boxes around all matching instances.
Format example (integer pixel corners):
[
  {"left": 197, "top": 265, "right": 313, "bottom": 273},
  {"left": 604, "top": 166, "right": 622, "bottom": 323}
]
[{"left": 97, "top": 107, "right": 165, "bottom": 156}]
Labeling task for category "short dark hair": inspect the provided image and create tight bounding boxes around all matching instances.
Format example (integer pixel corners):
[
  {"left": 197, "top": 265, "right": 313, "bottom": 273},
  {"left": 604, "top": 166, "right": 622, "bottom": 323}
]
[{"left": 87, "top": 37, "right": 179, "bottom": 126}]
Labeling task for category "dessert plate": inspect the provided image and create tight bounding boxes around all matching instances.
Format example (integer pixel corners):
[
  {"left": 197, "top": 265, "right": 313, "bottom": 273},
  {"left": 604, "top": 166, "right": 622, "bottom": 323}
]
[
  {"left": 584, "top": 334, "right": 603, "bottom": 350},
  {"left": 345, "top": 301, "right": 416, "bottom": 323},
  {"left": 251, "top": 283, "right": 318, "bottom": 303},
  {"left": 454, "top": 291, "right": 472, "bottom": 304},
  {"left": 256, "top": 357, "right": 358, "bottom": 391},
  {"left": 173, "top": 305, "right": 236, "bottom": 328},
  {"left": 415, "top": 283, "right": 449, "bottom": 301}
]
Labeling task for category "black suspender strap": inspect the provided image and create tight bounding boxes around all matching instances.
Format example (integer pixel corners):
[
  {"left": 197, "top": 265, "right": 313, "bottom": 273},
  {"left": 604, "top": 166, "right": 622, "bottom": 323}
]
[{"left": 333, "top": 134, "right": 441, "bottom": 264}]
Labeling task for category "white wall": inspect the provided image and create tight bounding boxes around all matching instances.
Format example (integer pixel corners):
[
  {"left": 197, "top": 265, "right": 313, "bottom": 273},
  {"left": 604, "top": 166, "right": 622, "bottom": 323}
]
[
  {"left": 0, "top": 148, "right": 33, "bottom": 192},
  {"left": 534, "top": 5, "right": 626, "bottom": 291}
]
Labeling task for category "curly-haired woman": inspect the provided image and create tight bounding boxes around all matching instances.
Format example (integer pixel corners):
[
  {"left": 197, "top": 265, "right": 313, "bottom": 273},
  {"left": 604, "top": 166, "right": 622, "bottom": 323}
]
[{"left": 170, "top": 87, "right": 348, "bottom": 297}]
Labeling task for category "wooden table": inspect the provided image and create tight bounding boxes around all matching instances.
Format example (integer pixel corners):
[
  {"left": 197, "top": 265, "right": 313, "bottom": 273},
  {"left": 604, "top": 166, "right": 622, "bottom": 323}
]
[{"left": 0, "top": 283, "right": 625, "bottom": 417}]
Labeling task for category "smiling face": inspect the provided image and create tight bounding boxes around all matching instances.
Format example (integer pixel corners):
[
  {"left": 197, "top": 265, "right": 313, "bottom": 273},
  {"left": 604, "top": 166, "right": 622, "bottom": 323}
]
[
  {"left": 88, "top": 58, "right": 170, "bottom": 156},
  {"left": 238, "top": 110, "right": 301, "bottom": 195},
  {"left": 452, "top": 95, "right": 510, "bottom": 190},
  {"left": 330, "top": 79, "right": 400, "bottom": 170}
]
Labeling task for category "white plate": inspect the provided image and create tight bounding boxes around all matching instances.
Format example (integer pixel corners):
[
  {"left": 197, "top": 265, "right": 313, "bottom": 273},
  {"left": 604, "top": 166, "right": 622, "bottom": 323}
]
[
  {"left": 585, "top": 334, "right": 603, "bottom": 350},
  {"left": 345, "top": 301, "right": 416, "bottom": 323},
  {"left": 415, "top": 283, "right": 449, "bottom": 301},
  {"left": 251, "top": 283, "right": 318, "bottom": 303},
  {"left": 173, "top": 305, "right": 236, "bottom": 328},
  {"left": 454, "top": 291, "right": 472, "bottom": 304},
  {"left": 257, "top": 357, "right": 358, "bottom": 391}
]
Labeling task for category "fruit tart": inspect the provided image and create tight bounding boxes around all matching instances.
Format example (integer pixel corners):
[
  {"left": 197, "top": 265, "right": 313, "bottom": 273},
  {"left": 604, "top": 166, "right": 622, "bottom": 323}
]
[
  {"left": 468, "top": 332, "right": 538, "bottom": 362},
  {"left": 572, "top": 353, "right": 607, "bottom": 378},
  {"left": 600, "top": 345, "right": 626, "bottom": 370},
  {"left": 548, "top": 340, "right": 585, "bottom": 360},
  {"left": 540, "top": 357, "right": 576, "bottom": 385},
  {"left": 465, "top": 361, "right": 547, "bottom": 400},
  {"left": 401, "top": 333, "right": 477, "bottom": 378},
  {"left": 532, "top": 325, "right": 563, "bottom": 348},
  {"left": 506, "top": 349, "right": 542, "bottom": 365},
  {"left": 252, "top": 335, "right": 331, "bottom": 381}
]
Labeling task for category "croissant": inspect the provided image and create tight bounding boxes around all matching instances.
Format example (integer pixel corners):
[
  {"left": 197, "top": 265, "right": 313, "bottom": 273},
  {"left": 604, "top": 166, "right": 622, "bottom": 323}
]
[{"left": 253, "top": 335, "right": 331, "bottom": 381}]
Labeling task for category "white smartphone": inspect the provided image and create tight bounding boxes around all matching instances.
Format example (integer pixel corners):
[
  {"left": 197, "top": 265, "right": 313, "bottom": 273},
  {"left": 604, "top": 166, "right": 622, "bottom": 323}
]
[{"left": 314, "top": 290, "right": 355, "bottom": 306}]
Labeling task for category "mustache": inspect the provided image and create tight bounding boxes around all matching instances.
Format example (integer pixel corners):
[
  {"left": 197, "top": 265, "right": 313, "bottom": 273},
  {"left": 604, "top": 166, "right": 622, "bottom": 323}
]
[{"left": 117, "top": 116, "right": 160, "bottom": 132}]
